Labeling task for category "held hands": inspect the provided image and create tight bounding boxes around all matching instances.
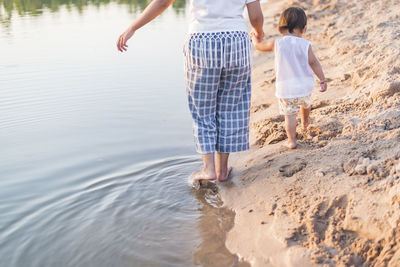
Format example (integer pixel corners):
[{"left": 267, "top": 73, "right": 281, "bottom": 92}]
[
  {"left": 320, "top": 81, "right": 328, "bottom": 92},
  {"left": 250, "top": 31, "right": 274, "bottom": 52},
  {"left": 117, "top": 28, "right": 135, "bottom": 52},
  {"left": 250, "top": 29, "right": 264, "bottom": 43},
  {"left": 250, "top": 32, "right": 260, "bottom": 45}
]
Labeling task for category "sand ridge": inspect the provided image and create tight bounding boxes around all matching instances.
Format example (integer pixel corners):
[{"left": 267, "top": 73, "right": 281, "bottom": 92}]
[{"left": 219, "top": 0, "right": 400, "bottom": 266}]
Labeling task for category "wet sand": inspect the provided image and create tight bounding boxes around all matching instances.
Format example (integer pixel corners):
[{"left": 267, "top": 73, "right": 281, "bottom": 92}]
[{"left": 219, "top": 0, "right": 400, "bottom": 266}]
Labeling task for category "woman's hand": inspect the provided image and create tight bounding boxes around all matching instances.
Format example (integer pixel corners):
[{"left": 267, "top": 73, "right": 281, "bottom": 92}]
[
  {"left": 250, "top": 31, "right": 259, "bottom": 44},
  {"left": 250, "top": 29, "right": 264, "bottom": 42},
  {"left": 115, "top": 0, "right": 174, "bottom": 53},
  {"left": 117, "top": 28, "right": 135, "bottom": 52}
]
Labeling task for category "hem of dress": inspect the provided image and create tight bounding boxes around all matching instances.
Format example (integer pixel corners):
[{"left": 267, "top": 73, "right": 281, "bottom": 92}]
[{"left": 275, "top": 92, "right": 314, "bottom": 99}]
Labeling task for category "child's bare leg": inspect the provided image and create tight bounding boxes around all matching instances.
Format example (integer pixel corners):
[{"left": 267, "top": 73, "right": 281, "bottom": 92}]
[
  {"left": 191, "top": 153, "right": 217, "bottom": 181},
  {"left": 216, "top": 152, "right": 232, "bottom": 182},
  {"left": 300, "top": 106, "right": 311, "bottom": 129},
  {"left": 284, "top": 114, "right": 297, "bottom": 149}
]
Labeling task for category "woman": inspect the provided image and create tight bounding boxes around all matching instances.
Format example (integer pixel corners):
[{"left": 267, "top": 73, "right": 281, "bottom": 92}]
[{"left": 117, "top": 0, "right": 264, "bottom": 182}]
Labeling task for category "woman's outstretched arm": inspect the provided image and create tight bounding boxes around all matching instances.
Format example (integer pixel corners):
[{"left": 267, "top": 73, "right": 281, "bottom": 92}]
[{"left": 117, "top": 0, "right": 175, "bottom": 52}]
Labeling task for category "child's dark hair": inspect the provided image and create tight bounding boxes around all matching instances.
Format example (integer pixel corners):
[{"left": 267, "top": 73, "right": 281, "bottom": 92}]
[{"left": 279, "top": 7, "right": 307, "bottom": 33}]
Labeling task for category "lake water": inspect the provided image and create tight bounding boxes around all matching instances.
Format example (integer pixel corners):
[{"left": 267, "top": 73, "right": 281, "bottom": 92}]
[{"left": 0, "top": 1, "right": 249, "bottom": 266}]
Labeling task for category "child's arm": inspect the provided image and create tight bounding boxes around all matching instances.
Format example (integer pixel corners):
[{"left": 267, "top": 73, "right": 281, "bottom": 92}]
[
  {"left": 247, "top": 0, "right": 264, "bottom": 41},
  {"left": 251, "top": 34, "right": 275, "bottom": 52},
  {"left": 308, "top": 45, "right": 327, "bottom": 92}
]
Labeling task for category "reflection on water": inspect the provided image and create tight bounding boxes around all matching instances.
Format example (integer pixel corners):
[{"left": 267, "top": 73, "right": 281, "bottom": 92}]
[
  {"left": 0, "top": 0, "right": 186, "bottom": 27},
  {"left": 194, "top": 185, "right": 251, "bottom": 267}
]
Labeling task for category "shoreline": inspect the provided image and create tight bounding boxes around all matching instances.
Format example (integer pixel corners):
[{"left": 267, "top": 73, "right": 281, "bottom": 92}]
[{"left": 220, "top": 0, "right": 400, "bottom": 266}]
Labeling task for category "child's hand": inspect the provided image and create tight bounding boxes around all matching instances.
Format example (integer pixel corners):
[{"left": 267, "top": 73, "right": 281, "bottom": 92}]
[{"left": 319, "top": 81, "right": 327, "bottom": 92}]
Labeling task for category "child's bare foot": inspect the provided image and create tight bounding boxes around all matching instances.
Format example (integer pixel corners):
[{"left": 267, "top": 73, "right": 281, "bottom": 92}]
[
  {"left": 282, "top": 141, "right": 297, "bottom": 149},
  {"left": 190, "top": 170, "right": 217, "bottom": 182},
  {"left": 217, "top": 167, "right": 233, "bottom": 182}
]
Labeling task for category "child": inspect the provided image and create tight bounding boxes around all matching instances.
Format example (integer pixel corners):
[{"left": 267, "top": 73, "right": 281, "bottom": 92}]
[{"left": 251, "top": 7, "right": 327, "bottom": 149}]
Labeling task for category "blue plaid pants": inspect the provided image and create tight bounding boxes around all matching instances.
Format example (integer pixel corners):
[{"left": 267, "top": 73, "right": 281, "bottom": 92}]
[{"left": 184, "top": 32, "right": 252, "bottom": 154}]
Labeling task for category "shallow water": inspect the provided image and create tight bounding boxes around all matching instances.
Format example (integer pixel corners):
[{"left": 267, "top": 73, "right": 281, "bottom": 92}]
[{"left": 0, "top": 1, "right": 248, "bottom": 266}]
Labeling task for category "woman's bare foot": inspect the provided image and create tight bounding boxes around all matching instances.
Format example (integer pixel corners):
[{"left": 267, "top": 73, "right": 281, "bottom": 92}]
[
  {"left": 190, "top": 170, "right": 217, "bottom": 182},
  {"left": 282, "top": 141, "right": 297, "bottom": 149},
  {"left": 217, "top": 167, "right": 233, "bottom": 182}
]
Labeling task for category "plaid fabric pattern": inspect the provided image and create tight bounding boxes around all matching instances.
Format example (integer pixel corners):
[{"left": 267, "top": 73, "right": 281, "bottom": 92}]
[
  {"left": 184, "top": 32, "right": 251, "bottom": 154},
  {"left": 184, "top": 31, "right": 251, "bottom": 69}
]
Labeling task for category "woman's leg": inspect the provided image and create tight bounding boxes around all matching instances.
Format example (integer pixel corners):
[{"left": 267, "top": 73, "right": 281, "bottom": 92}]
[
  {"left": 186, "top": 65, "right": 222, "bottom": 154},
  {"left": 214, "top": 65, "right": 251, "bottom": 181},
  {"left": 202, "top": 153, "right": 216, "bottom": 177},
  {"left": 216, "top": 65, "right": 252, "bottom": 154},
  {"left": 216, "top": 152, "right": 231, "bottom": 181},
  {"left": 185, "top": 66, "right": 222, "bottom": 180},
  {"left": 190, "top": 153, "right": 217, "bottom": 180}
]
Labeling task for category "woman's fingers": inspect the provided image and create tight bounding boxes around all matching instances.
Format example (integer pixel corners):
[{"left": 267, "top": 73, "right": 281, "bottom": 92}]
[
  {"left": 118, "top": 36, "right": 128, "bottom": 52},
  {"left": 117, "top": 30, "right": 134, "bottom": 52},
  {"left": 120, "top": 36, "right": 126, "bottom": 51},
  {"left": 117, "top": 35, "right": 124, "bottom": 52},
  {"left": 122, "top": 37, "right": 128, "bottom": 51}
]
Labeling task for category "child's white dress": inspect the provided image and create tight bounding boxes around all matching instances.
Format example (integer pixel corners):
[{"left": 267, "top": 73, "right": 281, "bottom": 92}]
[
  {"left": 275, "top": 36, "right": 315, "bottom": 99},
  {"left": 274, "top": 36, "right": 315, "bottom": 115}
]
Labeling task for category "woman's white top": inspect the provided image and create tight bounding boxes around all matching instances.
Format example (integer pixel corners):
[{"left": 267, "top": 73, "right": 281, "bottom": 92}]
[
  {"left": 275, "top": 36, "right": 315, "bottom": 98},
  {"left": 188, "top": 0, "right": 257, "bottom": 33}
]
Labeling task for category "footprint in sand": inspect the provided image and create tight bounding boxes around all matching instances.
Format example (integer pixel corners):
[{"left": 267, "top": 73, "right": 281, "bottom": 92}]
[
  {"left": 251, "top": 103, "right": 270, "bottom": 113},
  {"left": 279, "top": 161, "right": 307, "bottom": 177}
]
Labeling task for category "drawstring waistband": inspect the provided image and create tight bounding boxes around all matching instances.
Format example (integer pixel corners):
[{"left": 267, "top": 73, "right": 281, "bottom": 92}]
[{"left": 184, "top": 31, "right": 251, "bottom": 69}]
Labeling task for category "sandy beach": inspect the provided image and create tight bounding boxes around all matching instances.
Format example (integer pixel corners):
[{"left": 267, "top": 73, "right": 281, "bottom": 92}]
[{"left": 219, "top": 0, "right": 400, "bottom": 266}]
